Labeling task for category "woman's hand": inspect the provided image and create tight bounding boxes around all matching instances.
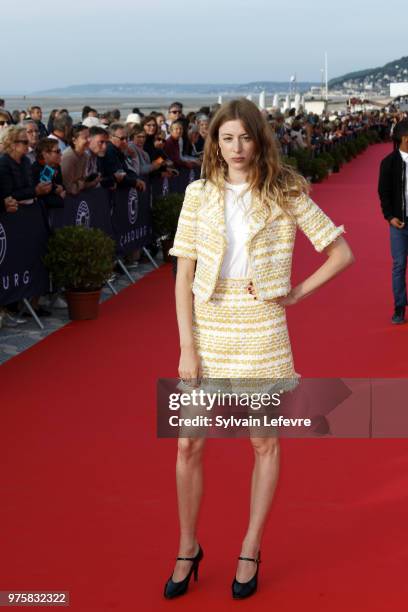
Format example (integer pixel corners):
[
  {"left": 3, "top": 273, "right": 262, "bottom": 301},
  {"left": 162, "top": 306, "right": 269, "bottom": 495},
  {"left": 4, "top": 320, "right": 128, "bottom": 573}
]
[
  {"left": 246, "top": 281, "right": 300, "bottom": 306},
  {"left": 152, "top": 158, "right": 164, "bottom": 169},
  {"left": 35, "top": 182, "right": 53, "bottom": 196},
  {"left": 246, "top": 236, "right": 353, "bottom": 307},
  {"left": 55, "top": 185, "right": 67, "bottom": 199},
  {"left": 179, "top": 345, "right": 202, "bottom": 386},
  {"left": 4, "top": 196, "right": 18, "bottom": 213},
  {"left": 87, "top": 175, "right": 101, "bottom": 190},
  {"left": 114, "top": 170, "right": 126, "bottom": 182},
  {"left": 275, "top": 289, "right": 301, "bottom": 306},
  {"left": 246, "top": 281, "right": 257, "bottom": 299}
]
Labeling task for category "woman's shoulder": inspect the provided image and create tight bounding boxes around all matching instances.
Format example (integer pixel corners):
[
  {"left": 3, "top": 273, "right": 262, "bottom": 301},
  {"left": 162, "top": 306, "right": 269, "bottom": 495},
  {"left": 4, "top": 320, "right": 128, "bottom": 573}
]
[
  {"left": 61, "top": 146, "right": 75, "bottom": 159},
  {"left": 31, "top": 160, "right": 41, "bottom": 176},
  {"left": 185, "top": 178, "right": 206, "bottom": 195},
  {"left": 0, "top": 153, "right": 10, "bottom": 168}
]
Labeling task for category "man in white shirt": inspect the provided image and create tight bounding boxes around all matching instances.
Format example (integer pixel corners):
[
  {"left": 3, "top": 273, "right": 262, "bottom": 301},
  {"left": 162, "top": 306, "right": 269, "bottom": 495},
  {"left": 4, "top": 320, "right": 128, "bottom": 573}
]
[
  {"left": 164, "top": 102, "right": 183, "bottom": 136},
  {"left": 378, "top": 119, "right": 408, "bottom": 324},
  {"left": 48, "top": 116, "right": 72, "bottom": 153}
]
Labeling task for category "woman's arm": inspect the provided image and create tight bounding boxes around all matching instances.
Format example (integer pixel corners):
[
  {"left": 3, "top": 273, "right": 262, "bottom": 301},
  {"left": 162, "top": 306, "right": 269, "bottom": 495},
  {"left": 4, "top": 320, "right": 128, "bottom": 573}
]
[
  {"left": 169, "top": 181, "right": 202, "bottom": 379},
  {"left": 174, "top": 258, "right": 202, "bottom": 380},
  {"left": 0, "top": 157, "right": 36, "bottom": 202},
  {"left": 164, "top": 138, "right": 191, "bottom": 169},
  {"left": 277, "top": 236, "right": 354, "bottom": 306}
]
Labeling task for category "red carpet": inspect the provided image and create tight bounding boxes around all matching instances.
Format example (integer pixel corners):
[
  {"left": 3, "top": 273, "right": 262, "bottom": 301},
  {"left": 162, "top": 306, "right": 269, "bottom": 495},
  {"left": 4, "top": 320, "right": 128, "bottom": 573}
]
[{"left": 1, "top": 143, "right": 408, "bottom": 611}]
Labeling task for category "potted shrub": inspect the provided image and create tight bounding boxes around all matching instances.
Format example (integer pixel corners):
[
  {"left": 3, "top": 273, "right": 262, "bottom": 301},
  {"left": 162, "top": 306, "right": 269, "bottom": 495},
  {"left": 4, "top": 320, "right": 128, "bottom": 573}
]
[
  {"left": 310, "top": 158, "right": 329, "bottom": 183},
  {"left": 346, "top": 141, "right": 358, "bottom": 159},
  {"left": 282, "top": 155, "right": 298, "bottom": 170},
  {"left": 318, "top": 152, "right": 335, "bottom": 174},
  {"left": 339, "top": 143, "right": 352, "bottom": 162},
  {"left": 152, "top": 192, "right": 184, "bottom": 262},
  {"left": 44, "top": 225, "right": 115, "bottom": 320},
  {"left": 367, "top": 130, "right": 380, "bottom": 144},
  {"left": 331, "top": 148, "right": 344, "bottom": 173},
  {"left": 293, "top": 148, "right": 313, "bottom": 178}
]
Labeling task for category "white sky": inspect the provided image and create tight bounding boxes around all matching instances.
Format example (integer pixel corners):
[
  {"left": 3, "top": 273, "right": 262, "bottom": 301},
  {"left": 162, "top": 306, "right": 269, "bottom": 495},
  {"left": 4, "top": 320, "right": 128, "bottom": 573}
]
[{"left": 1, "top": 0, "right": 407, "bottom": 91}]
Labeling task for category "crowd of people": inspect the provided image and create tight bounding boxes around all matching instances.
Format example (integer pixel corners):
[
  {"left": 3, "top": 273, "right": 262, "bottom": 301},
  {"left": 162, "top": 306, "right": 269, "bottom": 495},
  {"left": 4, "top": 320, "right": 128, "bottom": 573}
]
[
  {"left": 272, "top": 107, "right": 395, "bottom": 157},
  {"left": 0, "top": 96, "right": 398, "bottom": 329}
]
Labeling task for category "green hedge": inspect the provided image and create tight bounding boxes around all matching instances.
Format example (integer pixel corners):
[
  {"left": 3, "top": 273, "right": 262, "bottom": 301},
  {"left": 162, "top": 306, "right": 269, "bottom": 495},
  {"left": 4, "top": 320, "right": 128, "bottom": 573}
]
[{"left": 284, "top": 129, "right": 381, "bottom": 183}]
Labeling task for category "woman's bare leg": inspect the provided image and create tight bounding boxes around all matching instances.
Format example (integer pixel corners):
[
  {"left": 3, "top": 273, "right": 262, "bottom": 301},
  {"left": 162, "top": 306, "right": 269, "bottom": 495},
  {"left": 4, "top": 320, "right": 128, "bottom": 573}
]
[
  {"left": 235, "top": 436, "right": 280, "bottom": 582},
  {"left": 171, "top": 436, "right": 206, "bottom": 581}
]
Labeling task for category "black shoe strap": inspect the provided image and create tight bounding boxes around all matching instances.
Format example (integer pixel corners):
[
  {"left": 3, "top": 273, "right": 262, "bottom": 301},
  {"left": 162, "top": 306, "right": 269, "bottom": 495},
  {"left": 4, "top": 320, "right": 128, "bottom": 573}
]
[
  {"left": 176, "top": 547, "right": 200, "bottom": 561},
  {"left": 238, "top": 556, "right": 261, "bottom": 564}
]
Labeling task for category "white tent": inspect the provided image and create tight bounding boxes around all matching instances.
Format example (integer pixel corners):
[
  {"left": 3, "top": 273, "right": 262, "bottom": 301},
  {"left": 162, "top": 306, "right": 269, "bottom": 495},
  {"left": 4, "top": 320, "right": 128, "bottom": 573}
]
[{"left": 294, "top": 93, "right": 301, "bottom": 112}]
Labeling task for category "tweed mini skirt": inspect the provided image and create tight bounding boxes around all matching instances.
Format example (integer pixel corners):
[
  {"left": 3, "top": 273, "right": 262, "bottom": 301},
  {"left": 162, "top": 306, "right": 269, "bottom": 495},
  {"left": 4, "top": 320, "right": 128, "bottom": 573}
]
[{"left": 192, "top": 277, "right": 298, "bottom": 386}]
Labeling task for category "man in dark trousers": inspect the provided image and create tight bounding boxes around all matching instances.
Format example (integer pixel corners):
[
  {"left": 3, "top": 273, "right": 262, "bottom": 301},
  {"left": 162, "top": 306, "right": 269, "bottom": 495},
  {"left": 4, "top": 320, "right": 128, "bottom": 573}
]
[{"left": 378, "top": 119, "right": 408, "bottom": 324}]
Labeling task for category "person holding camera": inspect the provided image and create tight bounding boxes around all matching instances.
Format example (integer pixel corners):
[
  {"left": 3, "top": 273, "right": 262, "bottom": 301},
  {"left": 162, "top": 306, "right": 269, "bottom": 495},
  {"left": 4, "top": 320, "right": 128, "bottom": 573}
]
[
  {"left": 85, "top": 126, "right": 115, "bottom": 190},
  {"left": 102, "top": 122, "right": 145, "bottom": 192},
  {"left": 32, "top": 138, "right": 66, "bottom": 209}
]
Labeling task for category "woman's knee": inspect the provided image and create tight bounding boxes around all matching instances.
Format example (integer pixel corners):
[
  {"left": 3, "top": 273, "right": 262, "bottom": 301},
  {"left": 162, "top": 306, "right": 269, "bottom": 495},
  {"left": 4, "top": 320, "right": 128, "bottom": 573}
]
[
  {"left": 250, "top": 436, "right": 280, "bottom": 458},
  {"left": 177, "top": 437, "right": 205, "bottom": 462}
]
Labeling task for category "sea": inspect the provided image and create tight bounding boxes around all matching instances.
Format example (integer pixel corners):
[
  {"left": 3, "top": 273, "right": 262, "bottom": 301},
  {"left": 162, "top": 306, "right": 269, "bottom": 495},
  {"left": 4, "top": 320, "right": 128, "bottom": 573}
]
[
  {"left": 4, "top": 93, "right": 359, "bottom": 121},
  {"left": 3, "top": 95, "right": 246, "bottom": 122}
]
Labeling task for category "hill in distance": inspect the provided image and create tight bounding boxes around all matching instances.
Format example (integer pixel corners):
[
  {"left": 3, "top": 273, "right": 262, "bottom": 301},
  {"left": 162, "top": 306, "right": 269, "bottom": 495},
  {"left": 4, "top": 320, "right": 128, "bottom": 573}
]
[
  {"left": 329, "top": 56, "right": 408, "bottom": 93},
  {"left": 34, "top": 81, "right": 318, "bottom": 97}
]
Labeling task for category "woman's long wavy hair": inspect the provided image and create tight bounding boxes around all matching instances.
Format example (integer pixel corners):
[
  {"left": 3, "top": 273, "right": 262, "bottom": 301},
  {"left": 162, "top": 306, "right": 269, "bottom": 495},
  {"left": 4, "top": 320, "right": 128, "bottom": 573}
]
[{"left": 201, "top": 98, "right": 308, "bottom": 214}]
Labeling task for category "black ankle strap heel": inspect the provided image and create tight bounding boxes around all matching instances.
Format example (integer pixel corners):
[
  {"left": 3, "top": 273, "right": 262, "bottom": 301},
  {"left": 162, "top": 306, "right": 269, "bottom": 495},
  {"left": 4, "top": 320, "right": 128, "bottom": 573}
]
[
  {"left": 232, "top": 551, "right": 261, "bottom": 599},
  {"left": 164, "top": 545, "right": 204, "bottom": 599}
]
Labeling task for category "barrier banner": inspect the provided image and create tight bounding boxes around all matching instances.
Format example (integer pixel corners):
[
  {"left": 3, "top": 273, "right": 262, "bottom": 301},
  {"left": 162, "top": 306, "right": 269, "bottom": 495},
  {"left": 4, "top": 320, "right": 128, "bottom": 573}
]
[
  {"left": 150, "top": 175, "right": 166, "bottom": 200},
  {"left": 0, "top": 203, "right": 49, "bottom": 305},
  {"left": 53, "top": 187, "right": 114, "bottom": 237},
  {"left": 167, "top": 168, "right": 191, "bottom": 194},
  {"left": 111, "top": 186, "right": 153, "bottom": 254}
]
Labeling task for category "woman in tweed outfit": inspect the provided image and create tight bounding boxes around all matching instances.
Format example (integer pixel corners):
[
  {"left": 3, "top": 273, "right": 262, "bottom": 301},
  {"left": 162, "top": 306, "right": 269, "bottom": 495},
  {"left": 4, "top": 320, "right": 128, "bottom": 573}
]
[{"left": 164, "top": 99, "right": 354, "bottom": 600}]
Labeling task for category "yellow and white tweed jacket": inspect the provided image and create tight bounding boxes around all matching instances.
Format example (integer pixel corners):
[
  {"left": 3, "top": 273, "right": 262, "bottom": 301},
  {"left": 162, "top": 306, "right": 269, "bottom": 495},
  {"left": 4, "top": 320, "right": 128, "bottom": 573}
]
[{"left": 168, "top": 179, "right": 345, "bottom": 303}]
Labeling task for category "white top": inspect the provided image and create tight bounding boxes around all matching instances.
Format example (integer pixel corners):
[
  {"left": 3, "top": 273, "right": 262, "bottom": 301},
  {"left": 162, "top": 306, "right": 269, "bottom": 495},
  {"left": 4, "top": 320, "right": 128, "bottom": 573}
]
[
  {"left": 48, "top": 134, "right": 68, "bottom": 153},
  {"left": 219, "top": 181, "right": 252, "bottom": 279},
  {"left": 400, "top": 149, "right": 408, "bottom": 216}
]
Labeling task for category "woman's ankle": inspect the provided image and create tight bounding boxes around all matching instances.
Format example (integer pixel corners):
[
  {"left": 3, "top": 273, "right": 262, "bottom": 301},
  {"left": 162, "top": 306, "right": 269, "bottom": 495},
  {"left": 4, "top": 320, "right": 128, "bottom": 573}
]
[
  {"left": 178, "top": 537, "right": 198, "bottom": 555},
  {"left": 241, "top": 535, "right": 261, "bottom": 556}
]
